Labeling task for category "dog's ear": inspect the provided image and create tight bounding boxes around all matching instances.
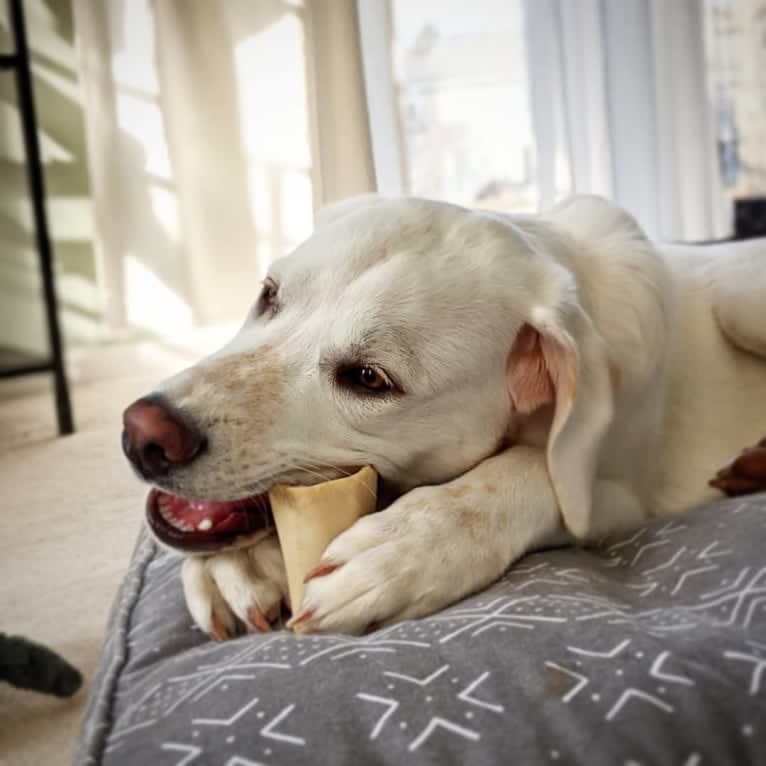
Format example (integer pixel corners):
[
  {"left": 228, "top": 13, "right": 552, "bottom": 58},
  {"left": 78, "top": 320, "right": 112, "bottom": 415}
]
[
  {"left": 507, "top": 307, "right": 614, "bottom": 539},
  {"left": 315, "top": 194, "right": 382, "bottom": 228}
]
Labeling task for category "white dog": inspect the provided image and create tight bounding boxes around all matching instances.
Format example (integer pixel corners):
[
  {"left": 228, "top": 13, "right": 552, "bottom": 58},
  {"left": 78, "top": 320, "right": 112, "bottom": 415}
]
[{"left": 122, "top": 195, "right": 766, "bottom": 639}]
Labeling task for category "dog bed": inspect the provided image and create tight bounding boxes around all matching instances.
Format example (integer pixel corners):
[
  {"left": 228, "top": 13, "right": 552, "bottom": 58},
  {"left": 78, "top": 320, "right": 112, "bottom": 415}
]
[{"left": 76, "top": 493, "right": 766, "bottom": 765}]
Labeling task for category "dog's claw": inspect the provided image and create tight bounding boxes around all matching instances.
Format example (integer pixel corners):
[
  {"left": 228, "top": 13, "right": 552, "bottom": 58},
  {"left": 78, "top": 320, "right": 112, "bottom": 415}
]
[
  {"left": 247, "top": 606, "right": 272, "bottom": 633},
  {"left": 210, "top": 612, "right": 230, "bottom": 641},
  {"left": 287, "top": 605, "right": 316, "bottom": 633},
  {"left": 303, "top": 560, "right": 340, "bottom": 583}
]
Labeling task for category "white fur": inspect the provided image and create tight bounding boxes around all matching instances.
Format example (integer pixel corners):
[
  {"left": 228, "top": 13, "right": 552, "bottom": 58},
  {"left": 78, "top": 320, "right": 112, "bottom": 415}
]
[
  {"left": 182, "top": 534, "right": 287, "bottom": 637},
  {"left": 145, "top": 195, "right": 766, "bottom": 636}
]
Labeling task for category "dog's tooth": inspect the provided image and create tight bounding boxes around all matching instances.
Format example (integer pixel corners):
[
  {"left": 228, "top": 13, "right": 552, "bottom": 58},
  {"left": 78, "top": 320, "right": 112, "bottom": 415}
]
[{"left": 197, "top": 518, "right": 213, "bottom": 531}]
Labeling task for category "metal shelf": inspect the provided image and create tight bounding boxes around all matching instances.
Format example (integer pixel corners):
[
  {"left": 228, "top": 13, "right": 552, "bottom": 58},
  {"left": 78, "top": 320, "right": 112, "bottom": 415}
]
[
  {"left": 0, "top": 0, "right": 74, "bottom": 434},
  {"left": 0, "top": 346, "right": 56, "bottom": 378}
]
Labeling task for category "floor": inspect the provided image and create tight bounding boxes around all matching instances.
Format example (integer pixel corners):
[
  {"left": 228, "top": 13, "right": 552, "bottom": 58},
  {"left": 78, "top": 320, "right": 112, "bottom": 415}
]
[{"left": 0, "top": 333, "right": 226, "bottom": 765}]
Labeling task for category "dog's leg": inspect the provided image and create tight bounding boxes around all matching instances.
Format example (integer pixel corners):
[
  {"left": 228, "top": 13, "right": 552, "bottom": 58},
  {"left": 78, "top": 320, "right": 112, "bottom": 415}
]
[
  {"left": 291, "top": 446, "right": 571, "bottom": 635},
  {"left": 182, "top": 533, "right": 288, "bottom": 640},
  {"left": 713, "top": 251, "right": 766, "bottom": 359}
]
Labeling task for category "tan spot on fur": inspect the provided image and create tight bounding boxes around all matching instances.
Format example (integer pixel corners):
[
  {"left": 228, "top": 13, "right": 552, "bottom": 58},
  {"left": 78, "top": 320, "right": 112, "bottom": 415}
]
[
  {"left": 608, "top": 361, "right": 622, "bottom": 395},
  {"left": 446, "top": 485, "right": 471, "bottom": 499},
  {"left": 197, "top": 345, "right": 285, "bottom": 434},
  {"left": 457, "top": 504, "right": 485, "bottom": 544}
]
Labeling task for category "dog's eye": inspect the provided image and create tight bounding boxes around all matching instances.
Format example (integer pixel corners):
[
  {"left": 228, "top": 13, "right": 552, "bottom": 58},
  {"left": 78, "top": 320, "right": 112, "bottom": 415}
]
[
  {"left": 340, "top": 365, "right": 393, "bottom": 393},
  {"left": 255, "top": 277, "right": 279, "bottom": 317}
]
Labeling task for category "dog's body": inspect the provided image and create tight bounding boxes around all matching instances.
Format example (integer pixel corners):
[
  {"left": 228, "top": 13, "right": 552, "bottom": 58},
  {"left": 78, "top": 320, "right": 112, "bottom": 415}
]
[
  {"left": 122, "top": 195, "right": 766, "bottom": 638},
  {"left": 654, "top": 238, "right": 766, "bottom": 510}
]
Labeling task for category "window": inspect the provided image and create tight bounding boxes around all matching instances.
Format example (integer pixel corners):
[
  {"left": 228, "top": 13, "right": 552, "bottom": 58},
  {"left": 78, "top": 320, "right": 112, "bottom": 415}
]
[
  {"left": 365, "top": 0, "right": 764, "bottom": 241},
  {"left": 389, "top": 0, "right": 536, "bottom": 212},
  {"left": 704, "top": 0, "right": 766, "bottom": 202}
]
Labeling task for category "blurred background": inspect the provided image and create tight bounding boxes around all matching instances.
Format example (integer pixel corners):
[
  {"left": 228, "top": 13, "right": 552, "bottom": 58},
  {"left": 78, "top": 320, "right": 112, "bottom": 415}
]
[{"left": 0, "top": 0, "right": 765, "bottom": 437}]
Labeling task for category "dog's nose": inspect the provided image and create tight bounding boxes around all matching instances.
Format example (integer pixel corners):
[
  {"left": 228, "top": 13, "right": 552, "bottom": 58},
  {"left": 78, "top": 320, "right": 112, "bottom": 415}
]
[{"left": 122, "top": 396, "right": 205, "bottom": 479}]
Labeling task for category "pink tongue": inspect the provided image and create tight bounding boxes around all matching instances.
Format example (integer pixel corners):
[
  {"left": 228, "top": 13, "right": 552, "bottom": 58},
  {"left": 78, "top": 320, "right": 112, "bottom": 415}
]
[{"left": 163, "top": 494, "right": 253, "bottom": 533}]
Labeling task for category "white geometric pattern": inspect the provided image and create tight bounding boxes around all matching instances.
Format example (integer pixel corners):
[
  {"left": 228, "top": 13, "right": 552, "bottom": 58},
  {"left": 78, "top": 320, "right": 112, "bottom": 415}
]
[
  {"left": 260, "top": 704, "right": 305, "bottom": 746},
  {"left": 159, "top": 743, "right": 202, "bottom": 766},
  {"left": 356, "top": 693, "right": 399, "bottom": 739},
  {"left": 407, "top": 717, "right": 480, "bottom": 752},
  {"left": 192, "top": 696, "right": 259, "bottom": 726},
  {"left": 457, "top": 672, "right": 505, "bottom": 713},
  {"left": 76, "top": 494, "right": 766, "bottom": 765},
  {"left": 723, "top": 649, "right": 766, "bottom": 695}
]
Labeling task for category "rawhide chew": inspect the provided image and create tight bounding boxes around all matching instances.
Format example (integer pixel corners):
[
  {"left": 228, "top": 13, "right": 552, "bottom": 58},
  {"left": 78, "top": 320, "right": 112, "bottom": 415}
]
[{"left": 269, "top": 465, "right": 378, "bottom": 613}]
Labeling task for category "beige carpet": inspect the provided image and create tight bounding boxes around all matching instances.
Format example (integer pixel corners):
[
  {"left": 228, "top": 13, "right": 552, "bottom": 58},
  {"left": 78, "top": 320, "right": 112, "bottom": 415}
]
[{"left": 0, "top": 337, "right": 212, "bottom": 765}]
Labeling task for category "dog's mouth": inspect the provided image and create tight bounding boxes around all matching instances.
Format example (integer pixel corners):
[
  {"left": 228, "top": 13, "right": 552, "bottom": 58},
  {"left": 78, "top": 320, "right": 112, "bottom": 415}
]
[{"left": 146, "top": 488, "right": 274, "bottom": 553}]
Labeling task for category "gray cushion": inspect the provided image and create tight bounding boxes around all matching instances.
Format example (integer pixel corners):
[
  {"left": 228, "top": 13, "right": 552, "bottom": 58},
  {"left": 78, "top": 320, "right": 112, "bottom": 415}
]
[{"left": 76, "top": 494, "right": 766, "bottom": 765}]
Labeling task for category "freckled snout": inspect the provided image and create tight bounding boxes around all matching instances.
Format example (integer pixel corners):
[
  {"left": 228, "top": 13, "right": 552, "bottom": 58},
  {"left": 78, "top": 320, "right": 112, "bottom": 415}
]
[{"left": 122, "top": 395, "right": 206, "bottom": 480}]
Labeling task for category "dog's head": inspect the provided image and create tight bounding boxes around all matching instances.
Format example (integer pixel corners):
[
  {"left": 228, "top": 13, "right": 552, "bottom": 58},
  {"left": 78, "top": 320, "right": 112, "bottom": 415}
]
[{"left": 124, "top": 196, "right": 614, "bottom": 552}]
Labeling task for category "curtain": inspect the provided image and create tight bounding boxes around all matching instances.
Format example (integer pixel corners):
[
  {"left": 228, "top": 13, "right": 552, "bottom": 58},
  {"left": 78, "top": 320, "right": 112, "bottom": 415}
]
[
  {"left": 71, "top": 0, "right": 731, "bottom": 342},
  {"left": 72, "top": 0, "right": 375, "bottom": 335},
  {"left": 523, "top": 0, "right": 725, "bottom": 242},
  {"left": 358, "top": 0, "right": 728, "bottom": 243}
]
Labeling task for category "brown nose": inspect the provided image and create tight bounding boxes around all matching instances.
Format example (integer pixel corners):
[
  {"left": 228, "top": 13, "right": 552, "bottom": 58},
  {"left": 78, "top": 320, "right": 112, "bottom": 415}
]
[{"left": 122, "top": 395, "right": 205, "bottom": 479}]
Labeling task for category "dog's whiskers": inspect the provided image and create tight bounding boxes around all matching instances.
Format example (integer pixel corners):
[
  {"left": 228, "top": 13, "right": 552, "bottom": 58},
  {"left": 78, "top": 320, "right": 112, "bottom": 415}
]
[
  {"left": 231, "top": 457, "right": 377, "bottom": 504},
  {"left": 288, "top": 463, "right": 336, "bottom": 485},
  {"left": 299, "top": 459, "right": 378, "bottom": 503},
  {"left": 302, "top": 459, "right": 353, "bottom": 478}
]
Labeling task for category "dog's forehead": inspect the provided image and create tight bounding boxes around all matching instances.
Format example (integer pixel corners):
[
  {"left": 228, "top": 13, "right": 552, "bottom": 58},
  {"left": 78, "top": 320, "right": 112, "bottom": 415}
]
[
  {"left": 258, "top": 199, "right": 534, "bottom": 367},
  {"left": 277, "top": 199, "right": 463, "bottom": 286}
]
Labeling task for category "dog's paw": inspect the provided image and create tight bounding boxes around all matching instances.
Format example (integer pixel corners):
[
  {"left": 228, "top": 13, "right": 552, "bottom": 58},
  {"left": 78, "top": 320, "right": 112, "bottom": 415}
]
[
  {"left": 289, "top": 488, "right": 460, "bottom": 635},
  {"left": 710, "top": 437, "right": 766, "bottom": 497},
  {"left": 182, "top": 533, "right": 288, "bottom": 641}
]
